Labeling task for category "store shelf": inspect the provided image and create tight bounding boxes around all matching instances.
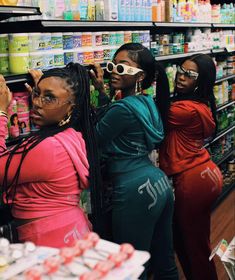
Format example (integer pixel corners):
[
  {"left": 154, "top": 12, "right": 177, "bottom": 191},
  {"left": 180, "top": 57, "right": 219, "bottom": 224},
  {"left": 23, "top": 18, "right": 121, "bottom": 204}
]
[
  {"left": 212, "top": 23, "right": 235, "bottom": 28},
  {"left": 0, "top": 5, "right": 41, "bottom": 21},
  {"left": 226, "top": 46, "right": 235, "bottom": 53},
  {"left": 154, "top": 22, "right": 235, "bottom": 29},
  {"left": 211, "top": 48, "right": 227, "bottom": 54},
  {"left": 0, "top": 19, "right": 153, "bottom": 32},
  {"left": 5, "top": 73, "right": 32, "bottom": 85},
  {"left": 155, "top": 49, "right": 211, "bottom": 61},
  {"left": 4, "top": 62, "right": 108, "bottom": 84},
  {"left": 204, "top": 124, "right": 235, "bottom": 148},
  {"left": 153, "top": 22, "right": 211, "bottom": 28},
  {"left": 155, "top": 48, "right": 228, "bottom": 61},
  {"left": 212, "top": 182, "right": 235, "bottom": 210},
  {"left": 217, "top": 100, "right": 235, "bottom": 112},
  {"left": 215, "top": 74, "right": 235, "bottom": 84},
  {"left": 40, "top": 20, "right": 153, "bottom": 27},
  {"left": 214, "top": 149, "right": 234, "bottom": 166}
]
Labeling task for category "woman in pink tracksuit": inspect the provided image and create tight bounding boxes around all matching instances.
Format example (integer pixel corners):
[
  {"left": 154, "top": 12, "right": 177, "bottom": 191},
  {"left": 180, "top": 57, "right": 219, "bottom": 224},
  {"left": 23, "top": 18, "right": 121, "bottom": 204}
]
[{"left": 0, "top": 63, "right": 100, "bottom": 247}]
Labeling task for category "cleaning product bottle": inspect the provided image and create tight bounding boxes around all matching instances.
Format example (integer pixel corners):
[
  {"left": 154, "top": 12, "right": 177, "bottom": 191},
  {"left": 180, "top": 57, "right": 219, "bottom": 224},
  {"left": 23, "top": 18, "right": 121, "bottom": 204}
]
[
  {"left": 88, "top": 0, "right": 95, "bottom": 21},
  {"left": 80, "top": 0, "right": 88, "bottom": 20},
  {"left": 71, "top": 0, "right": 80, "bottom": 20},
  {"left": 95, "top": 0, "right": 105, "bottom": 21}
]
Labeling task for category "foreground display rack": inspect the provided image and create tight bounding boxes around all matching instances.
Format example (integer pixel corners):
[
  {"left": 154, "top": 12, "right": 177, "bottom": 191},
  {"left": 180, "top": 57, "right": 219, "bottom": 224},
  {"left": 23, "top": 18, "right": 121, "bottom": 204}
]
[{"left": 0, "top": 233, "right": 150, "bottom": 280}]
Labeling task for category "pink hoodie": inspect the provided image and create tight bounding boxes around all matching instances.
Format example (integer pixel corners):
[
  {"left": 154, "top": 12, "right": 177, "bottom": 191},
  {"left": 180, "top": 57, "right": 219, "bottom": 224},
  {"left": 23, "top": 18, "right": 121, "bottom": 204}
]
[{"left": 0, "top": 116, "right": 89, "bottom": 219}]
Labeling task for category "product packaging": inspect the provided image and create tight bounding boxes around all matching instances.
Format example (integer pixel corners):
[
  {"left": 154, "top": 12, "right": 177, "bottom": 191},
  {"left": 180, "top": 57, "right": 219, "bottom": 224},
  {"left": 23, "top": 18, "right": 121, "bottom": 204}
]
[
  {"left": 104, "top": 0, "right": 118, "bottom": 21},
  {"left": 210, "top": 237, "right": 235, "bottom": 280}
]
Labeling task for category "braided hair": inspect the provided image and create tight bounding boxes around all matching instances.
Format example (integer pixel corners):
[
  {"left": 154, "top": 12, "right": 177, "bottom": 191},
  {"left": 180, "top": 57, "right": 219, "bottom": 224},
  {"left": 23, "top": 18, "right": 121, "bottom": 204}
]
[
  {"left": 114, "top": 43, "right": 170, "bottom": 132},
  {"left": 1, "top": 63, "right": 101, "bottom": 225}
]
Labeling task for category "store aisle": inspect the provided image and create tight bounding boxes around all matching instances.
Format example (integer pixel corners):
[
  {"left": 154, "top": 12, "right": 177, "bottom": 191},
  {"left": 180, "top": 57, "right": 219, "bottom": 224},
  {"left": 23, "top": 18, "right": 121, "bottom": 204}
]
[{"left": 176, "top": 189, "right": 234, "bottom": 280}]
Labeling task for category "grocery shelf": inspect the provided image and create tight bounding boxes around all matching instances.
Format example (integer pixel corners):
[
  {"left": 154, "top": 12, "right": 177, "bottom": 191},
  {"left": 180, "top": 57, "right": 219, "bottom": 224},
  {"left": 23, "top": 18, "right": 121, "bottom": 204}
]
[
  {"left": 226, "top": 46, "right": 235, "bottom": 53},
  {"left": 212, "top": 23, "right": 235, "bottom": 28},
  {"left": 155, "top": 49, "right": 211, "bottom": 61},
  {"left": 153, "top": 22, "right": 211, "bottom": 28},
  {"left": 211, "top": 48, "right": 227, "bottom": 54},
  {"left": 0, "top": 6, "right": 41, "bottom": 21},
  {"left": 215, "top": 74, "right": 235, "bottom": 84},
  {"left": 40, "top": 20, "right": 153, "bottom": 27},
  {"left": 0, "top": 19, "right": 153, "bottom": 32},
  {"left": 204, "top": 124, "right": 235, "bottom": 148},
  {"left": 217, "top": 100, "right": 235, "bottom": 112},
  {"left": 5, "top": 73, "right": 31, "bottom": 85},
  {"left": 155, "top": 48, "right": 228, "bottom": 61},
  {"left": 4, "top": 62, "right": 108, "bottom": 84},
  {"left": 214, "top": 149, "right": 234, "bottom": 166},
  {"left": 212, "top": 182, "right": 234, "bottom": 210}
]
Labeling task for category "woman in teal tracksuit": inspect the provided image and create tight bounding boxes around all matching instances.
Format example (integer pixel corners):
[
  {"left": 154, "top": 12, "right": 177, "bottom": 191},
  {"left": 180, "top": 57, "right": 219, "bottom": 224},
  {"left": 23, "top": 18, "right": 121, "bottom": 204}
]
[{"left": 90, "top": 43, "right": 178, "bottom": 280}]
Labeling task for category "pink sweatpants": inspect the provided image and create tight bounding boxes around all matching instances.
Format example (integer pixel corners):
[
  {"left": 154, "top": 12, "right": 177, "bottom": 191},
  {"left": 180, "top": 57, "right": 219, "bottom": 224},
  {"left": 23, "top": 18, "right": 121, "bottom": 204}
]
[
  {"left": 172, "top": 160, "right": 223, "bottom": 280},
  {"left": 17, "top": 208, "right": 91, "bottom": 248}
]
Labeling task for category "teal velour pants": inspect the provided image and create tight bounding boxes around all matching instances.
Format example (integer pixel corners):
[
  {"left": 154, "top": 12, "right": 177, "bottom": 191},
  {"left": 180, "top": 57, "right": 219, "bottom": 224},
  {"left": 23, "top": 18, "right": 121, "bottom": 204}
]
[{"left": 111, "top": 164, "right": 179, "bottom": 280}]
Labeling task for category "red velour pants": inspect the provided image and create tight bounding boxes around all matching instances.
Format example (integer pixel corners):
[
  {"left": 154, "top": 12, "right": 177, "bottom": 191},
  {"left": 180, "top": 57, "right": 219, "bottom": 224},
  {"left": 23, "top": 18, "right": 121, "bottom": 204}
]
[{"left": 172, "top": 160, "right": 223, "bottom": 280}]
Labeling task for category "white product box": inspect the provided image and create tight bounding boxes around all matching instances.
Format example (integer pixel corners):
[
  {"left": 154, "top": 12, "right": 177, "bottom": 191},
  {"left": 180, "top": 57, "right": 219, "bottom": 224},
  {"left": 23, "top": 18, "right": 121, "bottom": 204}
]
[{"left": 104, "top": 0, "right": 118, "bottom": 21}]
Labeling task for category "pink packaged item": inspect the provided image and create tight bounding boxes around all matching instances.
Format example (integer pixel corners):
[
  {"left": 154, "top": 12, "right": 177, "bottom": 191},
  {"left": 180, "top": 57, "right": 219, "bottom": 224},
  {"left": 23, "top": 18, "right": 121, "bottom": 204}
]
[
  {"left": 7, "top": 99, "right": 20, "bottom": 138},
  {"left": 13, "top": 91, "right": 30, "bottom": 113},
  {"left": 18, "top": 111, "right": 30, "bottom": 135}
]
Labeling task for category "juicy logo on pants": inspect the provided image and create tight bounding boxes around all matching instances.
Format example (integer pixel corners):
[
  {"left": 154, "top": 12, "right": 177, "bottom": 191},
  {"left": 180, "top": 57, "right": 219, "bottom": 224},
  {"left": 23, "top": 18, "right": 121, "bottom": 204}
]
[
  {"left": 201, "top": 166, "right": 222, "bottom": 192},
  {"left": 138, "top": 176, "right": 171, "bottom": 210}
]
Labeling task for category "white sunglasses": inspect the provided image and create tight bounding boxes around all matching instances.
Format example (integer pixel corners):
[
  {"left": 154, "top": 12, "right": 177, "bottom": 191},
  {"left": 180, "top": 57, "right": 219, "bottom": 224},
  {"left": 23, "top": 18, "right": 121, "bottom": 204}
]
[
  {"left": 106, "top": 61, "right": 143, "bottom": 76},
  {"left": 177, "top": 65, "right": 199, "bottom": 80}
]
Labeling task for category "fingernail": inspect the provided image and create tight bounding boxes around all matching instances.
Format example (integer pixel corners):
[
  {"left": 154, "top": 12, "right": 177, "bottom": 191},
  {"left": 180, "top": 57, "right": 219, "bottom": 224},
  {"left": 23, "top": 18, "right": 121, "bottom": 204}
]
[{"left": 24, "top": 83, "right": 29, "bottom": 88}]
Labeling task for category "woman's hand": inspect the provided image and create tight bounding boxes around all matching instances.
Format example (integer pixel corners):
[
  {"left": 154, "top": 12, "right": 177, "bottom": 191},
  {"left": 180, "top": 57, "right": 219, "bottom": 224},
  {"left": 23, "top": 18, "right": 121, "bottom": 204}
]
[
  {"left": 0, "top": 75, "right": 12, "bottom": 112},
  {"left": 25, "top": 69, "right": 43, "bottom": 93},
  {"left": 89, "top": 63, "right": 106, "bottom": 95}
]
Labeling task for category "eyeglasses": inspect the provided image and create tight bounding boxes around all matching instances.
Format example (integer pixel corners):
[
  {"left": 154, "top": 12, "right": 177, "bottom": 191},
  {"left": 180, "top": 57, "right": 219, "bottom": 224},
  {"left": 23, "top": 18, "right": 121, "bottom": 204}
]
[
  {"left": 106, "top": 61, "right": 143, "bottom": 76},
  {"left": 177, "top": 66, "right": 199, "bottom": 80},
  {"left": 31, "top": 88, "right": 73, "bottom": 109}
]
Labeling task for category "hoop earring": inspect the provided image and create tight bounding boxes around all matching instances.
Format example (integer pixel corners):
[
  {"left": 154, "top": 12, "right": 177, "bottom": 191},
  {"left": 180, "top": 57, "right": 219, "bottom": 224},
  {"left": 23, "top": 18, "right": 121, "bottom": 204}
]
[
  {"left": 58, "top": 114, "right": 71, "bottom": 127},
  {"left": 135, "top": 80, "right": 142, "bottom": 95},
  {"left": 194, "top": 86, "right": 198, "bottom": 93}
]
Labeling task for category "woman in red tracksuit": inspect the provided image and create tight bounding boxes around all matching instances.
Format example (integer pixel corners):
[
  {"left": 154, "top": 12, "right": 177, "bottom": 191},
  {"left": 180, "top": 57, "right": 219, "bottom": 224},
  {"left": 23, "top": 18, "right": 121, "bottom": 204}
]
[{"left": 159, "top": 54, "right": 223, "bottom": 280}]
